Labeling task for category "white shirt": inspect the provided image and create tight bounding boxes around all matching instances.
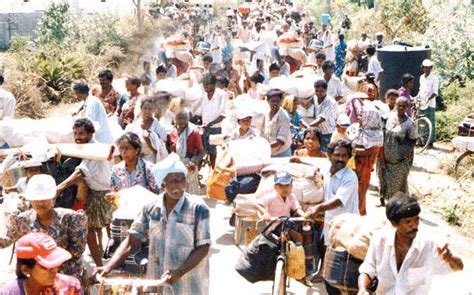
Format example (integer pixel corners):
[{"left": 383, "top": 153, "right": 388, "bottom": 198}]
[
  {"left": 201, "top": 88, "right": 229, "bottom": 128},
  {"left": 237, "top": 27, "right": 250, "bottom": 42},
  {"left": 359, "top": 229, "right": 453, "bottom": 295},
  {"left": 250, "top": 29, "right": 263, "bottom": 42},
  {"left": 0, "top": 87, "right": 16, "bottom": 120},
  {"left": 418, "top": 73, "right": 439, "bottom": 109},
  {"left": 326, "top": 75, "right": 343, "bottom": 99},
  {"left": 367, "top": 55, "right": 383, "bottom": 79},
  {"left": 75, "top": 139, "right": 112, "bottom": 191},
  {"left": 83, "top": 95, "right": 114, "bottom": 144},
  {"left": 318, "top": 30, "right": 334, "bottom": 61},
  {"left": 322, "top": 166, "right": 359, "bottom": 245}
]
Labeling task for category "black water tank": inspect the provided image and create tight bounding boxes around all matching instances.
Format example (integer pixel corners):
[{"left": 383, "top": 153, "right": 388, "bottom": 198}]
[{"left": 377, "top": 45, "right": 431, "bottom": 99}]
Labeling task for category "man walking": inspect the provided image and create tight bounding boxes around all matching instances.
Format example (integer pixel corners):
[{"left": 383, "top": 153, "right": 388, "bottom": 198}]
[{"left": 417, "top": 59, "right": 439, "bottom": 146}]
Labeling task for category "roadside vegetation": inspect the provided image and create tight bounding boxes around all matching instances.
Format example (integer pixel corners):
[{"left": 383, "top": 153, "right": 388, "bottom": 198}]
[{"left": 3, "top": 2, "right": 167, "bottom": 118}]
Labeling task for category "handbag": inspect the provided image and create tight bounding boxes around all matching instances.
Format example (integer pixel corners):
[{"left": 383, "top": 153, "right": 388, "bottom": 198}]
[{"left": 235, "top": 219, "right": 280, "bottom": 283}]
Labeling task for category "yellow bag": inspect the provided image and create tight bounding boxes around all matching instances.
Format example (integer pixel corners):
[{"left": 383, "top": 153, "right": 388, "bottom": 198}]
[
  {"left": 207, "top": 169, "right": 234, "bottom": 201},
  {"left": 207, "top": 148, "right": 235, "bottom": 201},
  {"left": 287, "top": 241, "right": 306, "bottom": 280},
  {"left": 347, "top": 155, "right": 356, "bottom": 170}
]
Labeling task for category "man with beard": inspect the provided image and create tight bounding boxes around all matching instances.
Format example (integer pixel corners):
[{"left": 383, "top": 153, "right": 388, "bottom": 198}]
[
  {"left": 358, "top": 193, "right": 463, "bottom": 295},
  {"left": 305, "top": 140, "right": 359, "bottom": 291},
  {"left": 94, "top": 154, "right": 211, "bottom": 295},
  {"left": 56, "top": 118, "right": 113, "bottom": 268}
]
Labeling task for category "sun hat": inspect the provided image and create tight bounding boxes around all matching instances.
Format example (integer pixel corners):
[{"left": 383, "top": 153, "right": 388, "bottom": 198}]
[
  {"left": 336, "top": 114, "right": 351, "bottom": 127},
  {"left": 16, "top": 232, "right": 72, "bottom": 269},
  {"left": 24, "top": 174, "right": 57, "bottom": 201}
]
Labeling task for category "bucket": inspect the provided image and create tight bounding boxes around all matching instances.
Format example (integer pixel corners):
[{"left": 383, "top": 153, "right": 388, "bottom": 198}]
[
  {"left": 320, "top": 13, "right": 331, "bottom": 25},
  {"left": 322, "top": 247, "right": 362, "bottom": 292}
]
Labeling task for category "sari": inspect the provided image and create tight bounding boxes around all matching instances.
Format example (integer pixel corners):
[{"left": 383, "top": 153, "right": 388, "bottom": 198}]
[{"left": 378, "top": 114, "right": 417, "bottom": 201}]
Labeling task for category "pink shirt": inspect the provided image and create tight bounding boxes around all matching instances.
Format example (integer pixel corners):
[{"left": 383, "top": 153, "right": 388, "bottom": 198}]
[{"left": 260, "top": 192, "right": 301, "bottom": 218}]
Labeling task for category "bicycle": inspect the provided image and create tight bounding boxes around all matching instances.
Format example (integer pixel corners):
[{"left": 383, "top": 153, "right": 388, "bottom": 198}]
[
  {"left": 452, "top": 136, "right": 474, "bottom": 187},
  {"left": 272, "top": 216, "right": 314, "bottom": 295},
  {"left": 412, "top": 100, "right": 433, "bottom": 153}
]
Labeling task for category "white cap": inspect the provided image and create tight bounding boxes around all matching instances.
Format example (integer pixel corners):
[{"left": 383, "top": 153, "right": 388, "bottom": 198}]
[
  {"left": 25, "top": 174, "right": 57, "bottom": 201},
  {"left": 422, "top": 59, "right": 434, "bottom": 67},
  {"left": 336, "top": 114, "right": 351, "bottom": 127},
  {"left": 375, "top": 32, "right": 384, "bottom": 37}
]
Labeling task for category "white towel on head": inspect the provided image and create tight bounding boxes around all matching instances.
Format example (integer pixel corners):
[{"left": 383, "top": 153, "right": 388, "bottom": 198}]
[{"left": 152, "top": 153, "right": 187, "bottom": 187}]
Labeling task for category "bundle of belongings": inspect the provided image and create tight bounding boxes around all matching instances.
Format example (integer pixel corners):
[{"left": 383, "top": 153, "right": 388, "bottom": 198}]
[
  {"left": 458, "top": 113, "right": 474, "bottom": 137},
  {"left": 323, "top": 213, "right": 388, "bottom": 292}
]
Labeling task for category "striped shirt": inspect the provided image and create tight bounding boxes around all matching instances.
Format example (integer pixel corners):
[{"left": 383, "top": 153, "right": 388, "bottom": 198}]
[
  {"left": 263, "top": 108, "right": 292, "bottom": 156},
  {"left": 129, "top": 193, "right": 211, "bottom": 295},
  {"left": 314, "top": 95, "right": 338, "bottom": 135}
]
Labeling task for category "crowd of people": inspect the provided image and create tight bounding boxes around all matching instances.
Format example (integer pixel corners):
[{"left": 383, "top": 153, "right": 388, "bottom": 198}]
[{"left": 0, "top": 1, "right": 464, "bottom": 294}]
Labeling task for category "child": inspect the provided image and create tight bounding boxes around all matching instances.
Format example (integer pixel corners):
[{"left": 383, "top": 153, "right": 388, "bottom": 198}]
[
  {"left": 282, "top": 95, "right": 308, "bottom": 153},
  {"left": 3, "top": 160, "right": 42, "bottom": 194},
  {"left": 259, "top": 171, "right": 305, "bottom": 221},
  {"left": 331, "top": 114, "right": 350, "bottom": 143},
  {"left": 3, "top": 159, "right": 43, "bottom": 212},
  {"left": 230, "top": 112, "right": 259, "bottom": 140}
]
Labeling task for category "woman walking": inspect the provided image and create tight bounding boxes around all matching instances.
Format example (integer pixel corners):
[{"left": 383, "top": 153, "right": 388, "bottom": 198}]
[{"left": 377, "top": 97, "right": 417, "bottom": 206}]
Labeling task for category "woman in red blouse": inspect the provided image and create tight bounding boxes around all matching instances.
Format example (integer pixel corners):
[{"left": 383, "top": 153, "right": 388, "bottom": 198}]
[{"left": 169, "top": 111, "right": 205, "bottom": 194}]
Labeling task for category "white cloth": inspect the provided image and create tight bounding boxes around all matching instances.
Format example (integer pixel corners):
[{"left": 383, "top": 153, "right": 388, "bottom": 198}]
[
  {"left": 359, "top": 229, "right": 454, "bottom": 295},
  {"left": 76, "top": 140, "right": 112, "bottom": 191},
  {"left": 0, "top": 87, "right": 16, "bottom": 120},
  {"left": 152, "top": 153, "right": 187, "bottom": 187},
  {"left": 82, "top": 95, "right": 114, "bottom": 144},
  {"left": 297, "top": 103, "right": 316, "bottom": 123},
  {"left": 326, "top": 75, "right": 343, "bottom": 99},
  {"left": 201, "top": 88, "right": 229, "bottom": 128},
  {"left": 125, "top": 118, "right": 168, "bottom": 163},
  {"left": 418, "top": 73, "right": 439, "bottom": 109},
  {"left": 367, "top": 55, "right": 383, "bottom": 79},
  {"left": 323, "top": 166, "right": 359, "bottom": 245}
]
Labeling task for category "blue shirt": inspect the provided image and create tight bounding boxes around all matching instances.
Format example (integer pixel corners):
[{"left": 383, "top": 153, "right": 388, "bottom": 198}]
[
  {"left": 322, "top": 166, "right": 359, "bottom": 245},
  {"left": 129, "top": 193, "right": 211, "bottom": 295}
]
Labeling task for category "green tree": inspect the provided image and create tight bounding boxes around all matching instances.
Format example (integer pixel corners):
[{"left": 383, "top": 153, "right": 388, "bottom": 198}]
[{"left": 35, "top": 3, "right": 71, "bottom": 45}]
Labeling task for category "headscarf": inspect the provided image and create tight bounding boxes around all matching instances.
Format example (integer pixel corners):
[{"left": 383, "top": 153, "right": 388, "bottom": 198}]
[{"left": 152, "top": 153, "right": 187, "bottom": 187}]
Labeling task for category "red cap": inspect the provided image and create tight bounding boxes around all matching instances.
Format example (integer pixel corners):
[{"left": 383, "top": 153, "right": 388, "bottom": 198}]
[{"left": 15, "top": 232, "right": 72, "bottom": 269}]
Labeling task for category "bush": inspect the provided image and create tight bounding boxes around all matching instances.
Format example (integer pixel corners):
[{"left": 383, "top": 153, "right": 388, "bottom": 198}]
[{"left": 436, "top": 80, "right": 474, "bottom": 142}]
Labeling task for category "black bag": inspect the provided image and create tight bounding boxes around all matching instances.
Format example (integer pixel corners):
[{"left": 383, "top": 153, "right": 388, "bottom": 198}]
[{"left": 234, "top": 220, "right": 280, "bottom": 283}]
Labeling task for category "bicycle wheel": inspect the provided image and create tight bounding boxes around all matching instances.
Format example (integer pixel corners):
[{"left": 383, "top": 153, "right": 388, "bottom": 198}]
[
  {"left": 273, "top": 258, "right": 287, "bottom": 295},
  {"left": 455, "top": 151, "right": 474, "bottom": 184},
  {"left": 415, "top": 116, "right": 432, "bottom": 153}
]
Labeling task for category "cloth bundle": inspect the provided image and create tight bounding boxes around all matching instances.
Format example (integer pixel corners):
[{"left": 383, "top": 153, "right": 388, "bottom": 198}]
[{"left": 328, "top": 213, "right": 388, "bottom": 260}]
